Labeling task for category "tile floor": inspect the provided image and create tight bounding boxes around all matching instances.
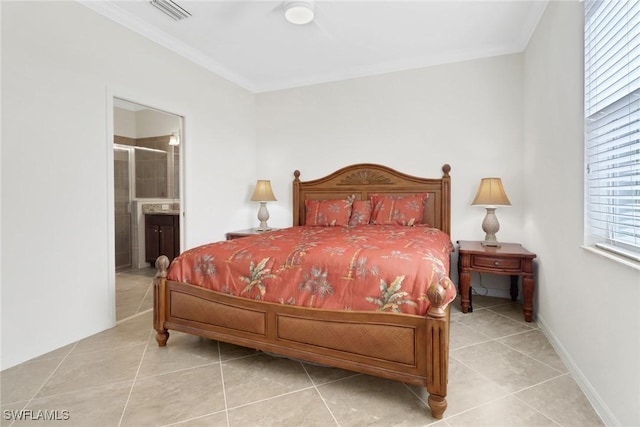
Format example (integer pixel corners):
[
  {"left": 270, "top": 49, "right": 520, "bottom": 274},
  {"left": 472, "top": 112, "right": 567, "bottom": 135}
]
[{"left": 1, "top": 270, "right": 605, "bottom": 427}]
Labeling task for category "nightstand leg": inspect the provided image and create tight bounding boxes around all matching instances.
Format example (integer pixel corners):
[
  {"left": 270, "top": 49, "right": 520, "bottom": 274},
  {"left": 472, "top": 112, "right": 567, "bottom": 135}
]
[
  {"left": 522, "top": 274, "right": 534, "bottom": 322},
  {"left": 459, "top": 270, "right": 472, "bottom": 313},
  {"left": 510, "top": 275, "right": 519, "bottom": 302}
]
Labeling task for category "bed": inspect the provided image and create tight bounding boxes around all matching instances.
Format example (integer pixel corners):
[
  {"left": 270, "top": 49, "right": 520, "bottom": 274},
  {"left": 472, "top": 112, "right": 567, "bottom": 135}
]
[{"left": 153, "top": 163, "right": 455, "bottom": 419}]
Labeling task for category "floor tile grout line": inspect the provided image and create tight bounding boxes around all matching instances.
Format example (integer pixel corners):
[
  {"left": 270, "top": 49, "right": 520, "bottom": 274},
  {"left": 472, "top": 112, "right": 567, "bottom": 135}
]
[
  {"left": 402, "top": 382, "right": 429, "bottom": 409},
  {"left": 217, "top": 341, "right": 231, "bottom": 427},
  {"left": 161, "top": 410, "right": 227, "bottom": 427},
  {"left": 498, "top": 340, "right": 568, "bottom": 375},
  {"left": 117, "top": 328, "right": 153, "bottom": 427},
  {"left": 117, "top": 308, "right": 153, "bottom": 324},
  {"left": 459, "top": 308, "right": 538, "bottom": 333},
  {"left": 450, "top": 346, "right": 570, "bottom": 425},
  {"left": 225, "top": 385, "right": 318, "bottom": 412},
  {"left": 66, "top": 340, "right": 148, "bottom": 357},
  {"left": 134, "top": 358, "right": 221, "bottom": 382},
  {"left": 402, "top": 382, "right": 449, "bottom": 427},
  {"left": 5, "top": 340, "right": 80, "bottom": 427},
  {"left": 300, "top": 362, "right": 342, "bottom": 427},
  {"left": 450, "top": 336, "right": 496, "bottom": 352},
  {"left": 2, "top": 379, "right": 138, "bottom": 407},
  {"left": 454, "top": 326, "right": 543, "bottom": 347},
  {"left": 451, "top": 336, "right": 563, "bottom": 387},
  {"left": 449, "top": 351, "right": 512, "bottom": 396},
  {"left": 134, "top": 282, "right": 153, "bottom": 317},
  {"left": 439, "top": 394, "right": 516, "bottom": 421},
  {"left": 311, "top": 372, "right": 362, "bottom": 388},
  {"left": 511, "top": 371, "right": 570, "bottom": 395},
  {"left": 511, "top": 387, "right": 565, "bottom": 427},
  {"left": 486, "top": 307, "right": 540, "bottom": 329}
]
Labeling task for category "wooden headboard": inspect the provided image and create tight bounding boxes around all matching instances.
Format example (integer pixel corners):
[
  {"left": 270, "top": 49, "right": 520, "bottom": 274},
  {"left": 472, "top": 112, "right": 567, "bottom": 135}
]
[{"left": 293, "top": 163, "right": 451, "bottom": 235}]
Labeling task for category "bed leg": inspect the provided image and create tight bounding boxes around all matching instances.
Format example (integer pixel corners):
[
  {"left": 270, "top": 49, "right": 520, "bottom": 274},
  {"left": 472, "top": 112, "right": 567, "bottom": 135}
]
[
  {"left": 156, "top": 329, "right": 170, "bottom": 347},
  {"left": 427, "top": 394, "right": 447, "bottom": 419},
  {"left": 425, "top": 277, "right": 452, "bottom": 420},
  {"left": 153, "top": 255, "right": 170, "bottom": 348}
]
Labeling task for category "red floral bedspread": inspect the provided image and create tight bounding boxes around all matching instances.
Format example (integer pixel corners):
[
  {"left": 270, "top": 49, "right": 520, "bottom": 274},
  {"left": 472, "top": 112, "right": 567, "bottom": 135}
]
[{"left": 167, "top": 225, "right": 456, "bottom": 316}]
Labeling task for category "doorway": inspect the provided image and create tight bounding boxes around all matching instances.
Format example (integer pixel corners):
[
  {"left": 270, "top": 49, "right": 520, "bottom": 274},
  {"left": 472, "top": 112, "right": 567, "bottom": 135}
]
[{"left": 112, "top": 97, "right": 183, "bottom": 320}]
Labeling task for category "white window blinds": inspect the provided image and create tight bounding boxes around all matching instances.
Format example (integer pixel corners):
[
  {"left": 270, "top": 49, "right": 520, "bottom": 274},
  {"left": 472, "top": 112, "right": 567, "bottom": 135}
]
[{"left": 585, "top": 0, "right": 640, "bottom": 260}]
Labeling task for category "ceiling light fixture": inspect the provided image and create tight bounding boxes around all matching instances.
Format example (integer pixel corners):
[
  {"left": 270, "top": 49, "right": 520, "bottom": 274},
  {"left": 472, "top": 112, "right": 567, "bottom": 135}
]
[{"left": 284, "top": 1, "right": 314, "bottom": 25}]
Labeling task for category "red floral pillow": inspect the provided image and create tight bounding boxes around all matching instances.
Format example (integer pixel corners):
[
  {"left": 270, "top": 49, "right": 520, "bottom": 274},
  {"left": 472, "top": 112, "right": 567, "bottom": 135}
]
[
  {"left": 370, "top": 193, "right": 428, "bottom": 226},
  {"left": 305, "top": 196, "right": 354, "bottom": 226},
  {"left": 348, "top": 200, "right": 372, "bottom": 226}
]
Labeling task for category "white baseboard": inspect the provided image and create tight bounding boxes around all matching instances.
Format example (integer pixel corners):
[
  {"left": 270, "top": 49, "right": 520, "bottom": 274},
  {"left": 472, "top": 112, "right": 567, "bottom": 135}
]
[{"left": 536, "top": 315, "right": 618, "bottom": 427}]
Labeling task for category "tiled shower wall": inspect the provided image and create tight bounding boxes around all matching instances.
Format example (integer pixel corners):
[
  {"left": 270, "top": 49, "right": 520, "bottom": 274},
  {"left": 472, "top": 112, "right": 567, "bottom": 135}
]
[{"left": 113, "top": 135, "right": 180, "bottom": 270}]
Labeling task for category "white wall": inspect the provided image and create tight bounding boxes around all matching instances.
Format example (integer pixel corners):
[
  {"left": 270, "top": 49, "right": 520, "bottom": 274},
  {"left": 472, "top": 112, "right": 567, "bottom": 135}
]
[
  {"left": 1, "top": 1, "right": 257, "bottom": 369},
  {"left": 256, "top": 54, "right": 525, "bottom": 292},
  {"left": 113, "top": 107, "right": 136, "bottom": 138},
  {"left": 523, "top": 2, "right": 640, "bottom": 426}
]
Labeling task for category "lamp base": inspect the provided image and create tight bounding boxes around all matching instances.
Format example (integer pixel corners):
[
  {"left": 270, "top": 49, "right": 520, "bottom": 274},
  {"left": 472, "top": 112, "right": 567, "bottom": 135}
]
[
  {"left": 481, "top": 207, "right": 501, "bottom": 247},
  {"left": 256, "top": 202, "right": 271, "bottom": 231}
]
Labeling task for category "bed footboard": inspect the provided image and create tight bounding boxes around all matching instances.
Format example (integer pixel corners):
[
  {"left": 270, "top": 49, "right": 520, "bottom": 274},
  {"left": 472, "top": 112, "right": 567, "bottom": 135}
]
[{"left": 153, "top": 255, "right": 452, "bottom": 419}]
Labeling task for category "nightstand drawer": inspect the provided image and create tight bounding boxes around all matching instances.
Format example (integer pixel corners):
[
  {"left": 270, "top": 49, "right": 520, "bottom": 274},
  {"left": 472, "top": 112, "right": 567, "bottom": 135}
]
[{"left": 471, "top": 255, "right": 521, "bottom": 271}]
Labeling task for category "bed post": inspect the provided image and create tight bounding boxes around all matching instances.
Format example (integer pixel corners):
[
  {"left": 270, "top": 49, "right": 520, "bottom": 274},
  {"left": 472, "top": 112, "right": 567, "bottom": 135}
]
[
  {"left": 154, "top": 255, "right": 170, "bottom": 347},
  {"left": 425, "top": 276, "right": 451, "bottom": 419},
  {"left": 441, "top": 164, "right": 451, "bottom": 236},
  {"left": 293, "top": 170, "right": 301, "bottom": 226}
]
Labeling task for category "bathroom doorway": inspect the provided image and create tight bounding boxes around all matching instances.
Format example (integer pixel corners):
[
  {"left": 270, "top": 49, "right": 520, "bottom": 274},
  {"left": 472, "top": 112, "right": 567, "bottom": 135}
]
[{"left": 112, "top": 97, "right": 183, "bottom": 320}]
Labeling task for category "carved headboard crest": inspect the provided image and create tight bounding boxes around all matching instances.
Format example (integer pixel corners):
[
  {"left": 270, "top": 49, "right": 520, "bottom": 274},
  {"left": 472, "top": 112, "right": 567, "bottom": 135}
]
[{"left": 338, "top": 170, "right": 393, "bottom": 185}]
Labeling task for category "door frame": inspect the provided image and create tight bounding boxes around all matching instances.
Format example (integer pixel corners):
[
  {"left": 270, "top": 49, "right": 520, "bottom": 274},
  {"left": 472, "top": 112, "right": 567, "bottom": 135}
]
[{"left": 106, "top": 87, "right": 186, "bottom": 324}]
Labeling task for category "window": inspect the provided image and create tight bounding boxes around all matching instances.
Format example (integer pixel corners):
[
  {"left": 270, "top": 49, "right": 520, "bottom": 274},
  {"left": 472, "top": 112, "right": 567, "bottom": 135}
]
[{"left": 585, "top": 0, "right": 640, "bottom": 261}]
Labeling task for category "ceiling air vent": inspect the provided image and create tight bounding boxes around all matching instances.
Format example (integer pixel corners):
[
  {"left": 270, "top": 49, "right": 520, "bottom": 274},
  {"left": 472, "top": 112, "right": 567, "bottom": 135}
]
[{"left": 150, "top": 0, "right": 191, "bottom": 21}]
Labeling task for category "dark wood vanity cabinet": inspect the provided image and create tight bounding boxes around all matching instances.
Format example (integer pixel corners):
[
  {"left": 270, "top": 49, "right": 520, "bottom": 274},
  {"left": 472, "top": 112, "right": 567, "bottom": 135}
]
[{"left": 145, "top": 214, "right": 180, "bottom": 263}]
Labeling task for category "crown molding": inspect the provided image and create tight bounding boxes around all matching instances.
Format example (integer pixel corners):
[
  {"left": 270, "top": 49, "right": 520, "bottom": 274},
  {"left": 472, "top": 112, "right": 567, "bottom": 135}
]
[{"left": 77, "top": 0, "right": 258, "bottom": 92}]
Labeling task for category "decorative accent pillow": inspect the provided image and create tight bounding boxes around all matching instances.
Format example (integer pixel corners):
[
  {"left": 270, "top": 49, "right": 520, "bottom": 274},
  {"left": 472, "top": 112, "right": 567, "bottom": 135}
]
[
  {"left": 305, "top": 196, "right": 355, "bottom": 226},
  {"left": 348, "top": 200, "right": 372, "bottom": 226},
  {"left": 370, "top": 193, "right": 428, "bottom": 226}
]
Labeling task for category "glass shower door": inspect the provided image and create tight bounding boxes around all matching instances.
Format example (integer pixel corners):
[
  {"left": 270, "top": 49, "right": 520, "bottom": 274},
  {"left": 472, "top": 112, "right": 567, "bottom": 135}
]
[{"left": 114, "top": 147, "right": 132, "bottom": 270}]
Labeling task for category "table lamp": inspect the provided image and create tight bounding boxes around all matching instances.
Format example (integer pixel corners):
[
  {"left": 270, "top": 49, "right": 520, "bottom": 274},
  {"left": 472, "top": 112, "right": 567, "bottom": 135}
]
[
  {"left": 250, "top": 180, "right": 277, "bottom": 230},
  {"left": 471, "top": 177, "right": 511, "bottom": 247}
]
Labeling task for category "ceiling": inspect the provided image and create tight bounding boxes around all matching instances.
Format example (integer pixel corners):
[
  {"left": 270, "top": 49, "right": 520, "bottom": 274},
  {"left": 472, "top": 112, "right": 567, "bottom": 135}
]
[{"left": 80, "top": 0, "right": 549, "bottom": 93}]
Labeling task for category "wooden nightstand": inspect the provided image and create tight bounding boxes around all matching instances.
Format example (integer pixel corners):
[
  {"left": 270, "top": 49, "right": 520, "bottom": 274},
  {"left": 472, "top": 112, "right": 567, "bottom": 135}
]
[
  {"left": 457, "top": 240, "right": 537, "bottom": 322},
  {"left": 225, "top": 228, "right": 276, "bottom": 240}
]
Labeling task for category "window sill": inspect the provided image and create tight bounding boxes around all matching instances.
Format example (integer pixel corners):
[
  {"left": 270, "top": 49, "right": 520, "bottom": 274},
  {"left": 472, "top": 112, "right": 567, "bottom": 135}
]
[{"left": 581, "top": 245, "right": 640, "bottom": 272}]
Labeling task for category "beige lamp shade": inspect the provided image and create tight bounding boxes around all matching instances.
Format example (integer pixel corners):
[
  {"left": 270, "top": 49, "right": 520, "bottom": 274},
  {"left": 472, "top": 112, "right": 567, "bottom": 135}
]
[
  {"left": 250, "top": 180, "right": 277, "bottom": 202},
  {"left": 471, "top": 178, "right": 511, "bottom": 206}
]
